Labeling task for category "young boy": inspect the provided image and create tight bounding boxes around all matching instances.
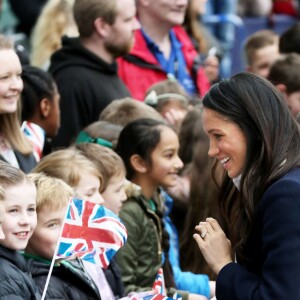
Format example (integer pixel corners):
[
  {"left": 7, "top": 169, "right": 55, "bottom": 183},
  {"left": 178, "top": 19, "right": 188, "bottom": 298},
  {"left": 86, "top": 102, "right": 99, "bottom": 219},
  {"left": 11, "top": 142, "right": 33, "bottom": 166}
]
[
  {"left": 25, "top": 173, "right": 103, "bottom": 299},
  {"left": 0, "top": 161, "right": 40, "bottom": 299},
  {"left": 244, "top": 30, "right": 280, "bottom": 78},
  {"left": 75, "top": 143, "right": 127, "bottom": 298},
  {"left": 268, "top": 53, "right": 300, "bottom": 119}
]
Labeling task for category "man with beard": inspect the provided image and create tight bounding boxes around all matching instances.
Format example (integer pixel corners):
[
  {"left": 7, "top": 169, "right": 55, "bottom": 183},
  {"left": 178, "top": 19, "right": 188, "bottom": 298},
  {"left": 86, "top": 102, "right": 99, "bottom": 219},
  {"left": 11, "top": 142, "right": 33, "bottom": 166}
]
[
  {"left": 49, "top": 0, "right": 140, "bottom": 148},
  {"left": 117, "top": 0, "right": 210, "bottom": 101}
]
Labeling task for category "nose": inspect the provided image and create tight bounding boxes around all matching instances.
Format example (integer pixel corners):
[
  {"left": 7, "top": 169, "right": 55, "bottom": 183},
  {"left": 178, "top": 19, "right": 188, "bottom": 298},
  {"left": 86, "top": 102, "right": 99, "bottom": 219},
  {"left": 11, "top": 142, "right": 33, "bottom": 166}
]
[
  {"left": 132, "top": 17, "right": 141, "bottom": 31},
  {"left": 19, "top": 211, "right": 30, "bottom": 225},
  {"left": 11, "top": 74, "right": 23, "bottom": 91},
  {"left": 95, "top": 193, "right": 105, "bottom": 205},
  {"left": 176, "top": 0, "right": 188, "bottom": 6},
  {"left": 120, "top": 188, "right": 127, "bottom": 202},
  {"left": 0, "top": 226, "right": 5, "bottom": 240},
  {"left": 175, "top": 156, "right": 184, "bottom": 170},
  {"left": 208, "top": 140, "right": 219, "bottom": 158}
]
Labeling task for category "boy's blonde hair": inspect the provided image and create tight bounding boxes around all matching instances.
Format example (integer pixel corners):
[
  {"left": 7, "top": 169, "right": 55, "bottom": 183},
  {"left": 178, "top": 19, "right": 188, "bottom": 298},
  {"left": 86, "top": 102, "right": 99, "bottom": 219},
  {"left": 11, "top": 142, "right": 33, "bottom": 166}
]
[
  {"left": 75, "top": 143, "right": 125, "bottom": 192},
  {"left": 32, "top": 148, "right": 102, "bottom": 188},
  {"left": 244, "top": 30, "right": 279, "bottom": 66},
  {"left": 99, "top": 97, "right": 164, "bottom": 126},
  {"left": 0, "top": 160, "right": 32, "bottom": 189},
  {"left": 28, "top": 173, "right": 73, "bottom": 212}
]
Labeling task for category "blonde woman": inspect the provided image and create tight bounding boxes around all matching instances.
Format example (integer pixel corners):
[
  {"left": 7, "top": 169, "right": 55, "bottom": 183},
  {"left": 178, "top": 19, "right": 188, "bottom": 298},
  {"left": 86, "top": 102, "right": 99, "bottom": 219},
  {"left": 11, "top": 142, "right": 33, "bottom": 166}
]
[
  {"left": 30, "top": 0, "right": 78, "bottom": 69},
  {"left": 0, "top": 34, "right": 36, "bottom": 173}
]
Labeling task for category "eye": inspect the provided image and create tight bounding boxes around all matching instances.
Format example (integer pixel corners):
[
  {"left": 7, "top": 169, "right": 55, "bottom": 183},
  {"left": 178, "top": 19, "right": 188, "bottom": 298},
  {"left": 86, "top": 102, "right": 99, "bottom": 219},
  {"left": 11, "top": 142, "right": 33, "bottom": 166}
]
[
  {"left": 85, "top": 190, "right": 95, "bottom": 197},
  {"left": 214, "top": 134, "right": 222, "bottom": 140},
  {"left": 47, "top": 222, "right": 59, "bottom": 228},
  {"left": 27, "top": 207, "right": 36, "bottom": 213},
  {"left": 8, "top": 208, "right": 18, "bottom": 213}
]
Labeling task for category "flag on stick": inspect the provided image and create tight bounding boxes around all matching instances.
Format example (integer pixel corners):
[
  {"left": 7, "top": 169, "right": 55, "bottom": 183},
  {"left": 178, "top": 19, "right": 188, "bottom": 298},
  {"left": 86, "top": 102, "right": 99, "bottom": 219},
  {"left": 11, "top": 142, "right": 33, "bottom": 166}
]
[{"left": 56, "top": 198, "right": 128, "bottom": 268}]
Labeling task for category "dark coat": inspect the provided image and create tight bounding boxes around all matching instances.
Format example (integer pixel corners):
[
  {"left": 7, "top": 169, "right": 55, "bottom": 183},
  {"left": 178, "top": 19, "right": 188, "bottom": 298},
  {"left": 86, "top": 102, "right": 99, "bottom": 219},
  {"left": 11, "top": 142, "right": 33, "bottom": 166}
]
[
  {"left": 49, "top": 36, "right": 130, "bottom": 148},
  {"left": 0, "top": 245, "right": 40, "bottom": 299},
  {"left": 26, "top": 255, "right": 101, "bottom": 300},
  {"left": 216, "top": 167, "right": 300, "bottom": 299}
]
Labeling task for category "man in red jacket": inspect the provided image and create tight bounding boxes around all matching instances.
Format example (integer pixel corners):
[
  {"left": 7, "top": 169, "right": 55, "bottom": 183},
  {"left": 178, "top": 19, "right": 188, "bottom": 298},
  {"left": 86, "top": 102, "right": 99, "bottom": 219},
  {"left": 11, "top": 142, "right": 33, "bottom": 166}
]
[{"left": 117, "top": 0, "right": 210, "bottom": 101}]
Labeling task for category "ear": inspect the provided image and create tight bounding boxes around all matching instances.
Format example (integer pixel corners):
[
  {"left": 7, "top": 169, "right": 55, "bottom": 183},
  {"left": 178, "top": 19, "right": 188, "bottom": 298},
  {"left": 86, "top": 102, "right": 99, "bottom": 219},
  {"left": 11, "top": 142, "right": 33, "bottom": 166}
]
[
  {"left": 245, "top": 65, "right": 252, "bottom": 72},
  {"left": 94, "top": 17, "right": 110, "bottom": 38},
  {"left": 130, "top": 154, "right": 148, "bottom": 173},
  {"left": 40, "top": 98, "right": 51, "bottom": 118},
  {"left": 275, "top": 83, "right": 287, "bottom": 94}
]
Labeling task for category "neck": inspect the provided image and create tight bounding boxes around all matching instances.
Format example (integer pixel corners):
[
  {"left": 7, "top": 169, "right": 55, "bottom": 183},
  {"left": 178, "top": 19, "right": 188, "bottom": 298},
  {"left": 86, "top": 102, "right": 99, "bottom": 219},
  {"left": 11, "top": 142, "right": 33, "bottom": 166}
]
[
  {"left": 132, "top": 174, "right": 157, "bottom": 199},
  {"left": 80, "top": 36, "right": 114, "bottom": 64},
  {"left": 139, "top": 16, "right": 172, "bottom": 57}
]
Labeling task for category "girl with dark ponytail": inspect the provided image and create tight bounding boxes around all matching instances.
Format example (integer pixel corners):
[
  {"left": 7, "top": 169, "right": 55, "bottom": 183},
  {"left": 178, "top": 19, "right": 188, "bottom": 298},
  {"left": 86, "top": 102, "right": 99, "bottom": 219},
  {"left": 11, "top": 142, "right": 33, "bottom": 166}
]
[{"left": 115, "top": 118, "right": 206, "bottom": 300}]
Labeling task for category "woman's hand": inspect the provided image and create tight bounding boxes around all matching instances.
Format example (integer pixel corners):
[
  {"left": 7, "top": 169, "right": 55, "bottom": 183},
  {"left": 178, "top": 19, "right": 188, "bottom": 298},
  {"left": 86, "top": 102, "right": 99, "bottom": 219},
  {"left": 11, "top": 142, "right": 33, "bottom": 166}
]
[{"left": 193, "top": 218, "right": 233, "bottom": 275}]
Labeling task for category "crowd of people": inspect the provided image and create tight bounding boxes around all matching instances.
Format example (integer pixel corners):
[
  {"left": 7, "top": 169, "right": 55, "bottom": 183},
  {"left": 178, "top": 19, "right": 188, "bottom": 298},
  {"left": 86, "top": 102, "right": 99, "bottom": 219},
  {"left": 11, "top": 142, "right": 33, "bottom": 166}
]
[{"left": 0, "top": 0, "right": 300, "bottom": 299}]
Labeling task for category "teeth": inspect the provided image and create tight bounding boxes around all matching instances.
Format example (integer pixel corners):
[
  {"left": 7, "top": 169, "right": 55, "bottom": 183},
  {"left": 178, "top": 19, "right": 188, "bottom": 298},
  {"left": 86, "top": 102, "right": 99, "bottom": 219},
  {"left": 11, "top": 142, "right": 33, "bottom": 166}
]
[
  {"left": 220, "top": 157, "right": 230, "bottom": 164},
  {"left": 16, "top": 232, "right": 27, "bottom": 236}
]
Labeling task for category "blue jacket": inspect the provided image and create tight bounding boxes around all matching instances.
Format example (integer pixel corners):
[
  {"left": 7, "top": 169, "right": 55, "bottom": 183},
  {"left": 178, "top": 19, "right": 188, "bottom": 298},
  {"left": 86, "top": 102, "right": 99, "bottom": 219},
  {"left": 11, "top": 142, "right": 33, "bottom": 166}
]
[
  {"left": 163, "top": 192, "right": 210, "bottom": 299},
  {"left": 216, "top": 167, "right": 300, "bottom": 299}
]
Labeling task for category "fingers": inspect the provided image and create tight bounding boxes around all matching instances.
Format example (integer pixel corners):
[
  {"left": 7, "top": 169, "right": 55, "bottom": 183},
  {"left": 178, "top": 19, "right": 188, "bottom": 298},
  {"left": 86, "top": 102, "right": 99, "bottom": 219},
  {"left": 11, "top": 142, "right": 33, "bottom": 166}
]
[{"left": 206, "top": 217, "right": 223, "bottom": 231}]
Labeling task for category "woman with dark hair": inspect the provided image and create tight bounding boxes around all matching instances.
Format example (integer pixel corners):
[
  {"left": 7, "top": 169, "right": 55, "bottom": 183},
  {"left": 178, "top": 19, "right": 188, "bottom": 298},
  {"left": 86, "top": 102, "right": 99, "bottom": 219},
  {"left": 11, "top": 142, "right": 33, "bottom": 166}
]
[{"left": 194, "top": 72, "right": 300, "bottom": 299}]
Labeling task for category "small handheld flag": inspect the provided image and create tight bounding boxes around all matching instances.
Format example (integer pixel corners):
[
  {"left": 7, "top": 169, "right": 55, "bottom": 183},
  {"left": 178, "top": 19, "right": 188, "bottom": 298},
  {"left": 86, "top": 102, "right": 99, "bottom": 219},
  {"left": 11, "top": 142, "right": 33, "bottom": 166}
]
[{"left": 56, "top": 198, "right": 127, "bottom": 269}]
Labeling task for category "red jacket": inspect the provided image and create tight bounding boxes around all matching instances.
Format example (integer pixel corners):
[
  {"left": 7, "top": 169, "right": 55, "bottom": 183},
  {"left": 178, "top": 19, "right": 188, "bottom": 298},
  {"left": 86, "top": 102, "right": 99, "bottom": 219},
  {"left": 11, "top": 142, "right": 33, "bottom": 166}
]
[{"left": 117, "top": 26, "right": 210, "bottom": 101}]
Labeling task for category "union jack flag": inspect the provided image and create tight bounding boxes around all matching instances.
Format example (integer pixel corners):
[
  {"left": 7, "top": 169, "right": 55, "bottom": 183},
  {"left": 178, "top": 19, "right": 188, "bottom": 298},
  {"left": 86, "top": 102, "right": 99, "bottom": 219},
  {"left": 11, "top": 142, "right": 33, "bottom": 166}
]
[
  {"left": 153, "top": 268, "right": 166, "bottom": 295},
  {"left": 21, "top": 121, "right": 45, "bottom": 162},
  {"left": 56, "top": 198, "right": 127, "bottom": 269}
]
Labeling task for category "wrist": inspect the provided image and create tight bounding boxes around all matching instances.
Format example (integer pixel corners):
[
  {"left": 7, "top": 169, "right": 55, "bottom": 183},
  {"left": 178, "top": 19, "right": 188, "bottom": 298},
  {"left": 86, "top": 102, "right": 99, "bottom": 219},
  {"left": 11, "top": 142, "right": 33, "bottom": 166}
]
[{"left": 214, "top": 260, "right": 233, "bottom": 275}]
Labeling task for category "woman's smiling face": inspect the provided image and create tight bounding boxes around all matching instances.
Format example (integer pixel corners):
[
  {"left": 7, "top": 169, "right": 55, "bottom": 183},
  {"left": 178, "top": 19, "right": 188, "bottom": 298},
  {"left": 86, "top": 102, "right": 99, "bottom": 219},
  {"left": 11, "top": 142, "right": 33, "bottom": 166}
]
[{"left": 202, "top": 107, "right": 247, "bottom": 179}]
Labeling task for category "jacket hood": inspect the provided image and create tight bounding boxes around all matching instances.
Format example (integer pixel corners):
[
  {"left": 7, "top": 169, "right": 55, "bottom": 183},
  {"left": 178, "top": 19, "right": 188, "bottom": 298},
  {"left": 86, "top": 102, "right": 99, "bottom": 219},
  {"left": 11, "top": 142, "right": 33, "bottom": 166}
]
[{"left": 49, "top": 36, "right": 118, "bottom": 75}]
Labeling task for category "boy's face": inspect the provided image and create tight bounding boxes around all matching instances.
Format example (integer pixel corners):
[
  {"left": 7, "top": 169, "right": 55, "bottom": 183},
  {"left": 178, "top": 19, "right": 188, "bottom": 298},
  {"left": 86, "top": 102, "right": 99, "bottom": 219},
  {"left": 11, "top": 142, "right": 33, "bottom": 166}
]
[
  {"left": 0, "top": 181, "right": 37, "bottom": 250},
  {"left": 101, "top": 174, "right": 127, "bottom": 215},
  {"left": 0, "top": 202, "right": 5, "bottom": 240},
  {"left": 74, "top": 171, "right": 104, "bottom": 205},
  {"left": 286, "top": 91, "right": 300, "bottom": 118},
  {"left": 26, "top": 205, "right": 67, "bottom": 260},
  {"left": 248, "top": 44, "right": 279, "bottom": 78}
]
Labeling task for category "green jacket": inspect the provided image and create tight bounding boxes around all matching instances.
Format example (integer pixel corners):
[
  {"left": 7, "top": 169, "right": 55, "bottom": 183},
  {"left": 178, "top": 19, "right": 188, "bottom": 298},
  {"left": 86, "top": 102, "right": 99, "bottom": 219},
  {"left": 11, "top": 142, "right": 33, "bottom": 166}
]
[{"left": 116, "top": 185, "right": 188, "bottom": 300}]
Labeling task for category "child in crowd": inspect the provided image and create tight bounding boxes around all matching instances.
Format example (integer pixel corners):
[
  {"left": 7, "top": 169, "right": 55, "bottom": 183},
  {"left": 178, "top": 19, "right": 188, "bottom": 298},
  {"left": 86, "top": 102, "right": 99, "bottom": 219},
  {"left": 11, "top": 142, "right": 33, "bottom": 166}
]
[
  {"left": 144, "top": 79, "right": 191, "bottom": 133},
  {"left": 25, "top": 173, "right": 103, "bottom": 299},
  {"left": 76, "top": 120, "right": 123, "bottom": 149},
  {"left": 75, "top": 143, "right": 127, "bottom": 214},
  {"left": 0, "top": 161, "right": 40, "bottom": 299},
  {"left": 75, "top": 142, "right": 127, "bottom": 298},
  {"left": 32, "top": 148, "right": 104, "bottom": 204},
  {"left": 99, "top": 97, "right": 164, "bottom": 126},
  {"left": 115, "top": 118, "right": 210, "bottom": 300},
  {"left": 279, "top": 22, "right": 300, "bottom": 55},
  {"left": 268, "top": 53, "right": 300, "bottom": 119},
  {"left": 21, "top": 65, "right": 61, "bottom": 160},
  {"left": 244, "top": 30, "right": 280, "bottom": 78}
]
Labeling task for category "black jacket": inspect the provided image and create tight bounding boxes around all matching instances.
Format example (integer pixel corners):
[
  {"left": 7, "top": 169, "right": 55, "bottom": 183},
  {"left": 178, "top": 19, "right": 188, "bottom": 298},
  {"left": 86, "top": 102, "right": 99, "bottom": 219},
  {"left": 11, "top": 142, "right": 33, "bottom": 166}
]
[
  {"left": 49, "top": 36, "right": 130, "bottom": 148},
  {"left": 0, "top": 245, "right": 40, "bottom": 299},
  {"left": 26, "top": 255, "right": 101, "bottom": 300}
]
